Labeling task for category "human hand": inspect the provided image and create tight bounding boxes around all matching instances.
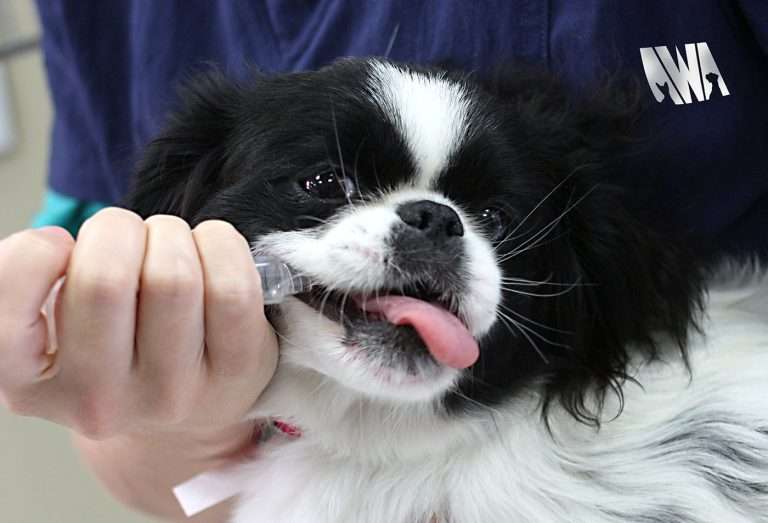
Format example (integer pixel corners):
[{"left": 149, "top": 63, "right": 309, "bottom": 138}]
[{"left": 0, "top": 207, "right": 278, "bottom": 439}]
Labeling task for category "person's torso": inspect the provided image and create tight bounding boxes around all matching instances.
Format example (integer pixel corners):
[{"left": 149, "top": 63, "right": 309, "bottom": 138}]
[{"left": 37, "top": 0, "right": 768, "bottom": 257}]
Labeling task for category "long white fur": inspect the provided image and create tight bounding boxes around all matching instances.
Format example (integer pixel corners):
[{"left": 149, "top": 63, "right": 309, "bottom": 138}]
[
  {"left": 235, "top": 277, "right": 768, "bottom": 523},
  {"left": 229, "top": 66, "right": 768, "bottom": 522}
]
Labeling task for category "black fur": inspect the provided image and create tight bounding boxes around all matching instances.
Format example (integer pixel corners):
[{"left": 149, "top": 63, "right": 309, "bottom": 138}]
[{"left": 125, "top": 59, "right": 704, "bottom": 426}]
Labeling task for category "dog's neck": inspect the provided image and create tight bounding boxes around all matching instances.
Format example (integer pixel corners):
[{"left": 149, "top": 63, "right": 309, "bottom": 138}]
[{"left": 250, "top": 362, "right": 514, "bottom": 464}]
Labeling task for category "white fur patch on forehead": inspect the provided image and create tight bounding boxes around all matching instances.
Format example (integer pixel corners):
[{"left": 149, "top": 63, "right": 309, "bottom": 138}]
[{"left": 367, "top": 61, "right": 472, "bottom": 187}]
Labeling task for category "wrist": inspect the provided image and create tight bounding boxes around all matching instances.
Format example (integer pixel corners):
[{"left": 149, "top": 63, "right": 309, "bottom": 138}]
[
  {"left": 133, "top": 422, "right": 259, "bottom": 459},
  {"left": 73, "top": 422, "right": 259, "bottom": 519}
]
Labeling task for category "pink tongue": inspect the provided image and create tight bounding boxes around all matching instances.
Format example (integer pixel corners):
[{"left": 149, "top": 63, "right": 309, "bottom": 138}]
[{"left": 357, "top": 296, "right": 479, "bottom": 369}]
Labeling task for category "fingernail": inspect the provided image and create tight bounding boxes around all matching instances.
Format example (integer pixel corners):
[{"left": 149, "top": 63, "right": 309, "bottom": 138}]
[{"left": 34, "top": 226, "right": 72, "bottom": 242}]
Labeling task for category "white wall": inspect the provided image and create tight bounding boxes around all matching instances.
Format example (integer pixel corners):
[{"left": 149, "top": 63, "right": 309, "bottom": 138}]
[
  {"left": 0, "top": 2, "right": 158, "bottom": 522},
  {"left": 0, "top": 0, "right": 50, "bottom": 237}
]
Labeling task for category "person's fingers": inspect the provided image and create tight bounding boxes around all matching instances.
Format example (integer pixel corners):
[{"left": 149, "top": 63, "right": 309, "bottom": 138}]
[
  {"left": 0, "top": 226, "right": 74, "bottom": 319},
  {"left": 134, "top": 215, "right": 205, "bottom": 423},
  {"left": 0, "top": 227, "right": 74, "bottom": 399},
  {"left": 193, "top": 221, "right": 277, "bottom": 393},
  {"left": 2, "top": 214, "right": 277, "bottom": 434},
  {"left": 49, "top": 208, "right": 146, "bottom": 434}
]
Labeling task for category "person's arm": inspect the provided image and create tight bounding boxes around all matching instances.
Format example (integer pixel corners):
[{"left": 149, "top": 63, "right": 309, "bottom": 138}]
[{"left": 0, "top": 209, "right": 278, "bottom": 522}]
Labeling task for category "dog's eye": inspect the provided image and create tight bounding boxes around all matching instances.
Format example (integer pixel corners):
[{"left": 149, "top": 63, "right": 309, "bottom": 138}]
[
  {"left": 478, "top": 207, "right": 508, "bottom": 243},
  {"left": 300, "top": 171, "right": 357, "bottom": 201}
]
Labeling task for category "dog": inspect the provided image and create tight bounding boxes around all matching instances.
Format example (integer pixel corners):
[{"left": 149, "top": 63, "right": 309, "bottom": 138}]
[{"left": 127, "top": 58, "right": 768, "bottom": 523}]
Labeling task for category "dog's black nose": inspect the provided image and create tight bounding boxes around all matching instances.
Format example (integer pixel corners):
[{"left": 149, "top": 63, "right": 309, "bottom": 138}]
[{"left": 396, "top": 200, "right": 464, "bottom": 239}]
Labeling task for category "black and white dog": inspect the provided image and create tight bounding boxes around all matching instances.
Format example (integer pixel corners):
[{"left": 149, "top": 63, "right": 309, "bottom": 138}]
[{"left": 128, "top": 59, "right": 768, "bottom": 523}]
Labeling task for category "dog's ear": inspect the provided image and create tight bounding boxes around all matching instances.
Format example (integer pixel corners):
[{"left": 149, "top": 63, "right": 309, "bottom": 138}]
[
  {"left": 559, "top": 101, "right": 703, "bottom": 424},
  {"left": 492, "top": 69, "right": 705, "bottom": 424},
  {"left": 542, "top": 182, "right": 704, "bottom": 425},
  {"left": 124, "top": 71, "right": 244, "bottom": 222}
]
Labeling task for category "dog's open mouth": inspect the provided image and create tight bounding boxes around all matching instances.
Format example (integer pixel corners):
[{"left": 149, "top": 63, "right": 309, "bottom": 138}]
[{"left": 297, "top": 283, "right": 479, "bottom": 369}]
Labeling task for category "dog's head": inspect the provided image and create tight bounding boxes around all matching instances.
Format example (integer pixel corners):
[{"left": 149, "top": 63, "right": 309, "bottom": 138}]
[{"left": 127, "top": 59, "right": 702, "bottom": 424}]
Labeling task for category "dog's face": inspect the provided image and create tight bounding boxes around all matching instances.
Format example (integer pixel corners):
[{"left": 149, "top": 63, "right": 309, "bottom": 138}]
[
  {"left": 241, "top": 62, "right": 508, "bottom": 403},
  {"left": 128, "top": 59, "right": 700, "bottom": 422}
]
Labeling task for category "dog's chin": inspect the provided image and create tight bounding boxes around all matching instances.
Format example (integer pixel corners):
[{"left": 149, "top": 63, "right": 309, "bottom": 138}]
[{"left": 276, "top": 296, "right": 461, "bottom": 403}]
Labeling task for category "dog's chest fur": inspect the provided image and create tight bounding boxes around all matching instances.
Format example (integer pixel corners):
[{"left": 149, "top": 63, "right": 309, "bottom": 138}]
[{"left": 231, "top": 282, "right": 768, "bottom": 523}]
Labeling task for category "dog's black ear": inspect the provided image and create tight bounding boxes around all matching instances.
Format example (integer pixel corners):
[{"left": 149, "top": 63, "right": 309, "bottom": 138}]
[
  {"left": 491, "top": 69, "right": 705, "bottom": 424},
  {"left": 542, "top": 184, "right": 704, "bottom": 425},
  {"left": 558, "top": 103, "right": 703, "bottom": 424},
  {"left": 124, "top": 71, "right": 244, "bottom": 221}
]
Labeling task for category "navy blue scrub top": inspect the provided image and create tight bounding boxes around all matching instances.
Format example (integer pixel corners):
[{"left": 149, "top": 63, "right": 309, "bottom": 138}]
[{"left": 35, "top": 1, "right": 768, "bottom": 258}]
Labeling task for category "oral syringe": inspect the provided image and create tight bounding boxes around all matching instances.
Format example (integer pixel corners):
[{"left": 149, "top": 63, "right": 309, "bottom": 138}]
[{"left": 253, "top": 255, "right": 311, "bottom": 304}]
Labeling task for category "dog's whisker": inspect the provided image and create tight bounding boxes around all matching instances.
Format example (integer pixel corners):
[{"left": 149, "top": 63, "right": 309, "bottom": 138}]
[
  {"left": 498, "top": 309, "right": 571, "bottom": 352},
  {"left": 305, "top": 373, "right": 333, "bottom": 399},
  {"left": 499, "top": 285, "right": 580, "bottom": 298},
  {"left": 501, "top": 281, "right": 593, "bottom": 288},
  {"left": 352, "top": 137, "right": 367, "bottom": 201},
  {"left": 499, "top": 218, "right": 564, "bottom": 262},
  {"left": 339, "top": 287, "right": 352, "bottom": 326},
  {"left": 497, "top": 219, "right": 563, "bottom": 262},
  {"left": 498, "top": 184, "right": 599, "bottom": 263},
  {"left": 329, "top": 104, "right": 355, "bottom": 207},
  {"left": 450, "top": 388, "right": 503, "bottom": 418},
  {"left": 500, "top": 275, "right": 596, "bottom": 287},
  {"left": 500, "top": 184, "right": 583, "bottom": 257},
  {"left": 498, "top": 303, "right": 573, "bottom": 335},
  {"left": 295, "top": 215, "right": 331, "bottom": 225},
  {"left": 458, "top": 367, "right": 499, "bottom": 389},
  {"left": 371, "top": 159, "right": 384, "bottom": 195},
  {"left": 317, "top": 283, "right": 341, "bottom": 323},
  {"left": 497, "top": 227, "right": 574, "bottom": 263},
  {"left": 495, "top": 220, "right": 548, "bottom": 249},
  {"left": 495, "top": 311, "right": 550, "bottom": 365},
  {"left": 496, "top": 163, "right": 593, "bottom": 248}
]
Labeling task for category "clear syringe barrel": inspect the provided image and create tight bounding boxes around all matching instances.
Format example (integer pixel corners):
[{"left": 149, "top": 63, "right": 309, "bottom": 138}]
[{"left": 253, "top": 256, "right": 309, "bottom": 304}]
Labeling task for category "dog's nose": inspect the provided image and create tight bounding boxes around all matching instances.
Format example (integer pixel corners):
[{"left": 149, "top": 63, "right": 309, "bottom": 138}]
[{"left": 396, "top": 200, "right": 464, "bottom": 239}]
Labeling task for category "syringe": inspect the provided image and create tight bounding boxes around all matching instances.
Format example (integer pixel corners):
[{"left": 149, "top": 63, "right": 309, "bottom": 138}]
[{"left": 253, "top": 255, "right": 311, "bottom": 304}]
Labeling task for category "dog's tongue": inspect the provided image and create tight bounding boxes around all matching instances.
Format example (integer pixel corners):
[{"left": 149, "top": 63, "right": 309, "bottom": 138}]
[{"left": 358, "top": 296, "right": 479, "bottom": 369}]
